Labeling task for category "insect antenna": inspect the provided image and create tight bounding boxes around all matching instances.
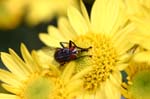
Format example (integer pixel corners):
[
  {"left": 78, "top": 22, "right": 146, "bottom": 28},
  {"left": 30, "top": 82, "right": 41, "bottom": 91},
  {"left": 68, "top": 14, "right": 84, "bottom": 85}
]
[{"left": 80, "top": 46, "right": 92, "bottom": 52}]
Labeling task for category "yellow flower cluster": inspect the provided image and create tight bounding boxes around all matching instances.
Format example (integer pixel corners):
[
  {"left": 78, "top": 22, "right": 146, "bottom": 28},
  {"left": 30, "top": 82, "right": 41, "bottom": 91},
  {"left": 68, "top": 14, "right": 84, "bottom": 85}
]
[
  {"left": 1, "top": 0, "right": 150, "bottom": 99},
  {"left": 0, "top": 0, "right": 79, "bottom": 29}
]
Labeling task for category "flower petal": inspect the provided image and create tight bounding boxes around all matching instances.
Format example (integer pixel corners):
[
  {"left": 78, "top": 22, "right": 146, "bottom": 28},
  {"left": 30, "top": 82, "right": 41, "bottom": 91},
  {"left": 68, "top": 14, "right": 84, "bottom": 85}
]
[
  {"left": 95, "top": 84, "right": 106, "bottom": 99},
  {"left": 61, "top": 62, "right": 75, "bottom": 84},
  {"left": 1, "top": 52, "right": 26, "bottom": 80},
  {"left": 110, "top": 71, "right": 122, "bottom": 86},
  {"left": 91, "top": 0, "right": 121, "bottom": 34},
  {"left": 9, "top": 48, "right": 30, "bottom": 77},
  {"left": 58, "top": 17, "right": 77, "bottom": 40},
  {"left": 39, "top": 33, "right": 60, "bottom": 47},
  {"left": 20, "top": 43, "right": 36, "bottom": 72},
  {"left": 112, "top": 23, "right": 135, "bottom": 55},
  {"left": 80, "top": 0, "right": 90, "bottom": 28},
  {"left": 104, "top": 80, "right": 121, "bottom": 99},
  {"left": 0, "top": 93, "right": 20, "bottom": 99},
  {"left": 133, "top": 51, "right": 150, "bottom": 63},
  {"left": 130, "top": 17, "right": 150, "bottom": 50},
  {"left": 83, "top": 94, "right": 95, "bottom": 99},
  {"left": 48, "top": 26, "right": 66, "bottom": 41},
  {"left": 2, "top": 84, "right": 21, "bottom": 94},
  {"left": 0, "top": 69, "right": 22, "bottom": 88},
  {"left": 68, "top": 6, "right": 89, "bottom": 35}
]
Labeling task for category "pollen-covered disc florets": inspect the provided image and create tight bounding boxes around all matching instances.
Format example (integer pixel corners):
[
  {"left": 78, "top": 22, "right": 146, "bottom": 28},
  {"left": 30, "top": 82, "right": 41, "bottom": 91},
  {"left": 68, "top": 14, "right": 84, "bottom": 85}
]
[
  {"left": 122, "top": 61, "right": 150, "bottom": 99},
  {"left": 128, "top": 70, "right": 150, "bottom": 99},
  {"left": 74, "top": 33, "right": 118, "bottom": 91},
  {"left": 22, "top": 73, "right": 54, "bottom": 99}
]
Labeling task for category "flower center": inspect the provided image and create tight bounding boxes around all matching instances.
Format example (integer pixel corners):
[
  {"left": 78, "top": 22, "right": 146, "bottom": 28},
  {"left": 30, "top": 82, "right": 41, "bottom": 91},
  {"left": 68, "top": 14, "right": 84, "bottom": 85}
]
[
  {"left": 129, "top": 70, "right": 150, "bottom": 99},
  {"left": 51, "top": 79, "right": 67, "bottom": 99},
  {"left": 22, "top": 71, "right": 54, "bottom": 99},
  {"left": 74, "top": 33, "right": 118, "bottom": 91}
]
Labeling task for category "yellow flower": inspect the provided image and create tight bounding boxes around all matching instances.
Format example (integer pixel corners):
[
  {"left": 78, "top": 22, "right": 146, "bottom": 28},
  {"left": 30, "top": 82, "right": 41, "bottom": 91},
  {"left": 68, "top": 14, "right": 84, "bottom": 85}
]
[
  {"left": 0, "top": 0, "right": 26, "bottom": 29},
  {"left": 121, "top": 51, "right": 150, "bottom": 99},
  {"left": 0, "top": 44, "right": 55, "bottom": 99},
  {"left": 124, "top": 0, "right": 150, "bottom": 50},
  {"left": 49, "top": 61, "right": 84, "bottom": 99},
  {"left": 122, "top": 2, "right": 150, "bottom": 96},
  {"left": 0, "top": 0, "right": 80, "bottom": 29},
  {"left": 39, "top": 0, "right": 136, "bottom": 98},
  {"left": 124, "top": 0, "right": 150, "bottom": 17},
  {"left": 26, "top": 0, "right": 80, "bottom": 25},
  {"left": 0, "top": 44, "right": 83, "bottom": 99}
]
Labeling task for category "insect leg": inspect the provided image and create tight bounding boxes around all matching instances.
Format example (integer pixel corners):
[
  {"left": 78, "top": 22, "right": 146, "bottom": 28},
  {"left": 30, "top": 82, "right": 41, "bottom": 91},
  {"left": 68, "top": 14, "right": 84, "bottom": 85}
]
[
  {"left": 69, "top": 40, "right": 77, "bottom": 48},
  {"left": 80, "top": 46, "right": 92, "bottom": 52},
  {"left": 77, "top": 55, "right": 92, "bottom": 59},
  {"left": 69, "top": 40, "right": 92, "bottom": 51},
  {"left": 60, "top": 42, "right": 69, "bottom": 48}
]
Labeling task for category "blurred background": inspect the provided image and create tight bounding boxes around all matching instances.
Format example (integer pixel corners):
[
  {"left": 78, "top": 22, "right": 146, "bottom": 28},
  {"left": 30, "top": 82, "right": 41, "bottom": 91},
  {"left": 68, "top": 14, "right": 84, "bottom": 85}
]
[
  {"left": 0, "top": 21, "right": 56, "bottom": 69},
  {"left": 0, "top": 0, "right": 93, "bottom": 69}
]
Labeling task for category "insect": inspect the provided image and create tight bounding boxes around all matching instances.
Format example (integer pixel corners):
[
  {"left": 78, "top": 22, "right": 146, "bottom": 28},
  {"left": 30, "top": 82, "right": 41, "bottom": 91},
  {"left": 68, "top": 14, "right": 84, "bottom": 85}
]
[{"left": 54, "top": 40, "right": 92, "bottom": 65}]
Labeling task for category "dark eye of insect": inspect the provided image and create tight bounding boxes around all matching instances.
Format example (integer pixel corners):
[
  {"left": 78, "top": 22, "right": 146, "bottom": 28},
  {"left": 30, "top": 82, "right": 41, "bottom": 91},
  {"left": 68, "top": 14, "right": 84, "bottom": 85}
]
[{"left": 54, "top": 40, "right": 92, "bottom": 65}]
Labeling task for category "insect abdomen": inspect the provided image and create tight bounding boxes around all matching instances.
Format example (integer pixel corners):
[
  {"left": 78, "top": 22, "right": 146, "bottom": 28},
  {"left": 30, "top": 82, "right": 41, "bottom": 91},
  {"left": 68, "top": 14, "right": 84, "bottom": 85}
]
[{"left": 54, "top": 48, "right": 72, "bottom": 63}]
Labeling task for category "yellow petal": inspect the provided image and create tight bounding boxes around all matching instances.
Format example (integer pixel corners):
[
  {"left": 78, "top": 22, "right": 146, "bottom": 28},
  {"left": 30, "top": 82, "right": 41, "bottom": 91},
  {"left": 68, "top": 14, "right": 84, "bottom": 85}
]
[
  {"left": 104, "top": 80, "right": 121, "bottom": 99},
  {"left": 83, "top": 93, "right": 95, "bottom": 99},
  {"left": 61, "top": 62, "right": 75, "bottom": 84},
  {"left": 2, "top": 84, "right": 21, "bottom": 94},
  {"left": 9, "top": 48, "right": 30, "bottom": 77},
  {"left": 129, "top": 25, "right": 150, "bottom": 50},
  {"left": 36, "top": 49, "right": 58, "bottom": 68},
  {"left": 39, "top": 33, "right": 60, "bottom": 47},
  {"left": 0, "top": 69, "right": 22, "bottom": 88},
  {"left": 68, "top": 6, "right": 89, "bottom": 35},
  {"left": 110, "top": 71, "right": 122, "bottom": 86},
  {"left": 95, "top": 84, "right": 106, "bottom": 99},
  {"left": 80, "top": 0, "right": 90, "bottom": 28},
  {"left": 66, "top": 79, "right": 83, "bottom": 94},
  {"left": 1, "top": 52, "right": 26, "bottom": 80},
  {"left": 133, "top": 51, "right": 150, "bottom": 64},
  {"left": 91, "top": 0, "right": 121, "bottom": 34},
  {"left": 58, "top": 17, "right": 77, "bottom": 40},
  {"left": 31, "top": 50, "right": 42, "bottom": 72},
  {"left": 125, "top": 0, "right": 142, "bottom": 16},
  {"left": 0, "top": 93, "right": 19, "bottom": 99},
  {"left": 48, "top": 26, "right": 66, "bottom": 41},
  {"left": 20, "top": 43, "right": 35, "bottom": 73},
  {"left": 116, "top": 63, "right": 128, "bottom": 71},
  {"left": 112, "top": 23, "right": 135, "bottom": 55},
  {"left": 70, "top": 66, "right": 93, "bottom": 81}
]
